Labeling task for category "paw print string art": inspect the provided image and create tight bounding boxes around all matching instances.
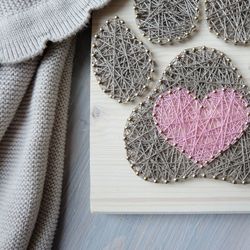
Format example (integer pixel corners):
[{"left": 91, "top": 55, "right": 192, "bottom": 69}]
[
  {"left": 124, "top": 47, "right": 250, "bottom": 185},
  {"left": 92, "top": 16, "right": 154, "bottom": 103},
  {"left": 134, "top": 0, "right": 200, "bottom": 44},
  {"left": 205, "top": 0, "right": 250, "bottom": 45}
]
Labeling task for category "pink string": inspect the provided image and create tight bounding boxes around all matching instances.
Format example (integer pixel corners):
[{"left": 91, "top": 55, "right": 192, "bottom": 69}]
[{"left": 153, "top": 88, "right": 250, "bottom": 166}]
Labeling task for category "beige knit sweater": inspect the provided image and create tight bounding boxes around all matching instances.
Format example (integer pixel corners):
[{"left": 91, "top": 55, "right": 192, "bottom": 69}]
[{"left": 0, "top": 0, "right": 110, "bottom": 249}]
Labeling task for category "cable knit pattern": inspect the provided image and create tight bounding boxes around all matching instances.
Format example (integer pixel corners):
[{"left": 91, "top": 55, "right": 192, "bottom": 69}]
[
  {"left": 0, "top": 0, "right": 111, "bottom": 248},
  {"left": 0, "top": 0, "right": 110, "bottom": 63}
]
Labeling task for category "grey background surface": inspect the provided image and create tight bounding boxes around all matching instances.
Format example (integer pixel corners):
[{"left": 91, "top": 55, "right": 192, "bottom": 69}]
[{"left": 53, "top": 26, "right": 250, "bottom": 250}]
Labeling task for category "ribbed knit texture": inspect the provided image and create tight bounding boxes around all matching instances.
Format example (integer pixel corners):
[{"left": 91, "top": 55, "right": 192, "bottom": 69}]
[
  {"left": 0, "top": 0, "right": 110, "bottom": 248},
  {"left": 0, "top": 38, "right": 74, "bottom": 249},
  {"left": 0, "top": 0, "right": 110, "bottom": 63}
]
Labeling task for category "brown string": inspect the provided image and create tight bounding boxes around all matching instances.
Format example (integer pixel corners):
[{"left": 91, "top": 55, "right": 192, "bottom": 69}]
[
  {"left": 205, "top": 0, "right": 250, "bottom": 45},
  {"left": 92, "top": 16, "right": 154, "bottom": 103},
  {"left": 124, "top": 46, "right": 250, "bottom": 185},
  {"left": 134, "top": 0, "right": 200, "bottom": 44}
]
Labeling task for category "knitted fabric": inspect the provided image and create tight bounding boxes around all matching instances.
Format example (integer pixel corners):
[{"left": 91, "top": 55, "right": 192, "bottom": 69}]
[
  {"left": 0, "top": 0, "right": 111, "bottom": 63},
  {"left": 0, "top": 39, "right": 74, "bottom": 250},
  {"left": 0, "top": 0, "right": 110, "bottom": 248}
]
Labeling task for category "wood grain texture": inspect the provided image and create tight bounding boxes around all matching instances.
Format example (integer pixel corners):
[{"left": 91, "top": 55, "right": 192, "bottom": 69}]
[
  {"left": 53, "top": 18, "right": 250, "bottom": 250},
  {"left": 90, "top": 0, "right": 250, "bottom": 213}
]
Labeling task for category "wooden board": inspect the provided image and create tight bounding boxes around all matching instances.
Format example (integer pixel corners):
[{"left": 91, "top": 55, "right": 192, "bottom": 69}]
[{"left": 90, "top": 0, "right": 250, "bottom": 213}]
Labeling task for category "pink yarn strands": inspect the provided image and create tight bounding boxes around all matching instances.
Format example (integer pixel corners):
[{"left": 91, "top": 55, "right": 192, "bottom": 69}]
[{"left": 153, "top": 88, "right": 250, "bottom": 166}]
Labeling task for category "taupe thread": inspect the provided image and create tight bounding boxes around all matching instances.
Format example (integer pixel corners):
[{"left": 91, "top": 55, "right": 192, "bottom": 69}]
[
  {"left": 124, "top": 46, "right": 250, "bottom": 185},
  {"left": 92, "top": 16, "right": 154, "bottom": 103},
  {"left": 205, "top": 0, "right": 250, "bottom": 45},
  {"left": 134, "top": 0, "right": 200, "bottom": 44}
]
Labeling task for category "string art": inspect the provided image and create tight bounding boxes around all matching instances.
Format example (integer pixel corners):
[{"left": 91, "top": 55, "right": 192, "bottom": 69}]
[
  {"left": 205, "top": 0, "right": 250, "bottom": 45},
  {"left": 124, "top": 46, "right": 250, "bottom": 184},
  {"left": 133, "top": 0, "right": 200, "bottom": 44},
  {"left": 92, "top": 16, "right": 154, "bottom": 103},
  {"left": 153, "top": 88, "right": 250, "bottom": 166}
]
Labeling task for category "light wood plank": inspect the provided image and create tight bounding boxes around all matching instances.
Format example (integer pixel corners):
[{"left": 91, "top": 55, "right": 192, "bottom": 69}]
[{"left": 90, "top": 0, "right": 250, "bottom": 213}]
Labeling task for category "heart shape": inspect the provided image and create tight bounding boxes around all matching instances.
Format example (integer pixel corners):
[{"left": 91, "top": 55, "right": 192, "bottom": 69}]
[{"left": 153, "top": 88, "right": 250, "bottom": 166}]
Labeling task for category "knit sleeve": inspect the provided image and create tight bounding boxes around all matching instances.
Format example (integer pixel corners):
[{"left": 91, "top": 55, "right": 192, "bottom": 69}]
[{"left": 0, "top": 0, "right": 110, "bottom": 63}]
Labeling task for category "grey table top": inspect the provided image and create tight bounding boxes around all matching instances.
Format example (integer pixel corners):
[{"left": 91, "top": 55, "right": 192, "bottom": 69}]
[{"left": 53, "top": 27, "right": 250, "bottom": 250}]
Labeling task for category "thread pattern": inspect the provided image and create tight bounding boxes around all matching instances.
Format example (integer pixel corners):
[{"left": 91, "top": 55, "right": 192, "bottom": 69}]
[
  {"left": 124, "top": 46, "right": 250, "bottom": 184},
  {"left": 133, "top": 0, "right": 200, "bottom": 44},
  {"left": 205, "top": 0, "right": 250, "bottom": 45},
  {"left": 153, "top": 88, "right": 250, "bottom": 166},
  {"left": 92, "top": 16, "right": 154, "bottom": 103}
]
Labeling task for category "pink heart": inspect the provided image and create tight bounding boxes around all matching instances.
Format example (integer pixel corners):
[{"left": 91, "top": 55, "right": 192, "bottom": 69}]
[{"left": 153, "top": 88, "right": 250, "bottom": 166}]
